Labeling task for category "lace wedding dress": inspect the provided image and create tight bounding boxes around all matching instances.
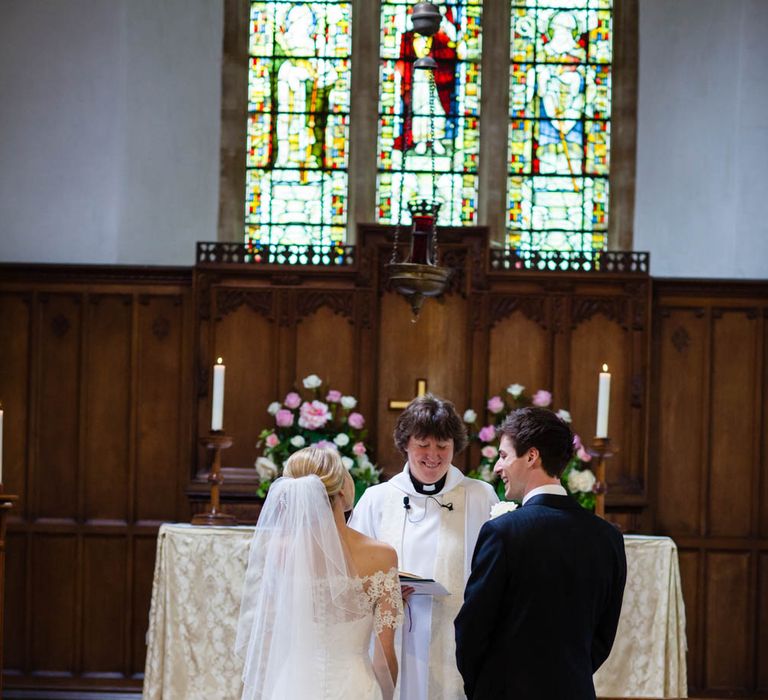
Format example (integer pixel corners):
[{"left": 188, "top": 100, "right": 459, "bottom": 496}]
[{"left": 235, "top": 476, "right": 403, "bottom": 700}]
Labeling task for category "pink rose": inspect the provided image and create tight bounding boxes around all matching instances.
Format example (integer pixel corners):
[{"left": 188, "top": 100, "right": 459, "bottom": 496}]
[
  {"left": 352, "top": 441, "right": 367, "bottom": 456},
  {"left": 265, "top": 433, "right": 280, "bottom": 448},
  {"left": 487, "top": 396, "right": 504, "bottom": 414},
  {"left": 478, "top": 425, "right": 496, "bottom": 443},
  {"left": 275, "top": 409, "right": 294, "bottom": 428},
  {"left": 532, "top": 390, "right": 552, "bottom": 407},
  {"left": 284, "top": 392, "right": 302, "bottom": 409},
  {"left": 299, "top": 400, "right": 331, "bottom": 430},
  {"left": 577, "top": 446, "right": 592, "bottom": 462},
  {"left": 348, "top": 412, "right": 365, "bottom": 430},
  {"left": 326, "top": 389, "right": 342, "bottom": 403},
  {"left": 314, "top": 440, "right": 337, "bottom": 451},
  {"left": 481, "top": 445, "right": 498, "bottom": 460},
  {"left": 573, "top": 434, "right": 583, "bottom": 450}
]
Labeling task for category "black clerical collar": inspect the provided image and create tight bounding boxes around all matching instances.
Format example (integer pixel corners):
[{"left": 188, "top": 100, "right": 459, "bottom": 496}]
[{"left": 408, "top": 470, "right": 447, "bottom": 495}]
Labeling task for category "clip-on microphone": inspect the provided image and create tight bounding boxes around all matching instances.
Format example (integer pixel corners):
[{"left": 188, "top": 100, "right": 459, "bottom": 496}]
[{"left": 403, "top": 496, "right": 411, "bottom": 511}]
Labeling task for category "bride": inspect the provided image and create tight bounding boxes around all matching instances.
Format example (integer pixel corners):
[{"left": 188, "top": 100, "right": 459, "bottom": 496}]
[{"left": 235, "top": 446, "right": 403, "bottom": 700}]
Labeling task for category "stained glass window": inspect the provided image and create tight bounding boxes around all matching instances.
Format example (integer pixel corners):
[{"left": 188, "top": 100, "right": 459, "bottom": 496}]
[
  {"left": 376, "top": 0, "right": 483, "bottom": 226},
  {"left": 244, "top": 1, "right": 352, "bottom": 246},
  {"left": 507, "top": 0, "right": 612, "bottom": 254}
]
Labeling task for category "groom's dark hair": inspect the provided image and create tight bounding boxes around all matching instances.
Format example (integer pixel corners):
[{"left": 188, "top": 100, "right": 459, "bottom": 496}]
[
  {"left": 394, "top": 393, "right": 468, "bottom": 454},
  {"left": 499, "top": 408, "right": 574, "bottom": 478}
]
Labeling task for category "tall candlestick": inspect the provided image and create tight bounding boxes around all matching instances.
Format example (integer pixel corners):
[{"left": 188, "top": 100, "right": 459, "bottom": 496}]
[
  {"left": 595, "top": 364, "right": 611, "bottom": 438},
  {"left": 211, "top": 358, "right": 225, "bottom": 431}
]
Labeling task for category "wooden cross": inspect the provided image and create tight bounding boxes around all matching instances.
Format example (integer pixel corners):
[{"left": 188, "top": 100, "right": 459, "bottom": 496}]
[{"left": 388, "top": 378, "right": 429, "bottom": 411}]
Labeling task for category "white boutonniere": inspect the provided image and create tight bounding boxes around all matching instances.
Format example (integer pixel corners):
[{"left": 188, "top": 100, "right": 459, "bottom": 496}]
[{"left": 490, "top": 501, "right": 518, "bottom": 519}]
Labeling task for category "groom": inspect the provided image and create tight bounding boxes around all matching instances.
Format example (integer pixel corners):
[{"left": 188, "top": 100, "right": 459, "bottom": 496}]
[{"left": 454, "top": 408, "right": 626, "bottom": 699}]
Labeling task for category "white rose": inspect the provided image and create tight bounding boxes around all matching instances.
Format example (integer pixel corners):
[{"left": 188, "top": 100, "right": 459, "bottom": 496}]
[
  {"left": 334, "top": 433, "right": 350, "bottom": 447},
  {"left": 267, "top": 401, "right": 281, "bottom": 416},
  {"left": 490, "top": 501, "right": 518, "bottom": 519},
  {"left": 340, "top": 395, "right": 357, "bottom": 409},
  {"left": 342, "top": 456, "right": 354, "bottom": 471},
  {"left": 506, "top": 383, "right": 525, "bottom": 398},
  {"left": 556, "top": 409, "right": 572, "bottom": 423},
  {"left": 290, "top": 435, "right": 306, "bottom": 448},
  {"left": 567, "top": 469, "right": 596, "bottom": 494},
  {"left": 463, "top": 409, "right": 477, "bottom": 423},
  {"left": 255, "top": 456, "right": 278, "bottom": 481},
  {"left": 302, "top": 374, "right": 323, "bottom": 389}
]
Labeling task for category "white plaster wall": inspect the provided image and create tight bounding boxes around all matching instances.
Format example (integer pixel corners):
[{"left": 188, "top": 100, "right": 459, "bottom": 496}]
[
  {"left": 635, "top": 0, "right": 768, "bottom": 279},
  {"left": 0, "top": 0, "right": 222, "bottom": 265}
]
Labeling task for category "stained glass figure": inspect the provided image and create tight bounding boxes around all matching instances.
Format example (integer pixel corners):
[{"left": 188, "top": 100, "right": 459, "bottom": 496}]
[
  {"left": 245, "top": 1, "right": 352, "bottom": 247},
  {"left": 377, "top": 0, "right": 483, "bottom": 226},
  {"left": 507, "top": 0, "right": 612, "bottom": 255}
]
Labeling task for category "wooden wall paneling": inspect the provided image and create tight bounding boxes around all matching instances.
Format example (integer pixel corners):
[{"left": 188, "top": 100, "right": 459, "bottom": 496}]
[
  {"left": 758, "top": 552, "right": 768, "bottom": 692},
  {"left": 0, "top": 293, "right": 31, "bottom": 508},
  {"left": 708, "top": 310, "right": 758, "bottom": 538},
  {"left": 677, "top": 548, "right": 702, "bottom": 690},
  {"left": 81, "top": 535, "right": 127, "bottom": 675},
  {"left": 3, "top": 532, "right": 26, "bottom": 673},
  {"left": 486, "top": 300, "right": 552, "bottom": 400},
  {"left": 208, "top": 289, "right": 278, "bottom": 470},
  {"left": 36, "top": 294, "right": 82, "bottom": 521},
  {"left": 704, "top": 550, "right": 751, "bottom": 691},
  {"left": 30, "top": 533, "right": 77, "bottom": 673},
  {"left": 131, "top": 534, "right": 158, "bottom": 678},
  {"left": 83, "top": 296, "right": 132, "bottom": 523},
  {"left": 759, "top": 310, "right": 768, "bottom": 541},
  {"left": 294, "top": 303, "right": 356, "bottom": 395},
  {"left": 377, "top": 291, "right": 469, "bottom": 477},
  {"left": 654, "top": 308, "right": 708, "bottom": 536},
  {"left": 135, "top": 295, "right": 187, "bottom": 523},
  {"left": 465, "top": 292, "right": 490, "bottom": 472}
]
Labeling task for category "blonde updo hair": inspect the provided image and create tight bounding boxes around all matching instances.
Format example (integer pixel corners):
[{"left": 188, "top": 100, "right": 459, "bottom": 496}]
[{"left": 283, "top": 446, "right": 347, "bottom": 497}]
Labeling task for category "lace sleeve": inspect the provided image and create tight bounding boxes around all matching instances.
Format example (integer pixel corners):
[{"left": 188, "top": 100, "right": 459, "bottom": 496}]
[{"left": 368, "top": 566, "right": 404, "bottom": 634}]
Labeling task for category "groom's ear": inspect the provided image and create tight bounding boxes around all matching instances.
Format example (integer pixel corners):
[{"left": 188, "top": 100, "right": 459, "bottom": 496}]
[{"left": 527, "top": 447, "right": 540, "bottom": 465}]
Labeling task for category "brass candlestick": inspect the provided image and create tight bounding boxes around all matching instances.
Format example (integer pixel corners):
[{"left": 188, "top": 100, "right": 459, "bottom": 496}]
[
  {"left": 192, "top": 433, "right": 238, "bottom": 526},
  {"left": 588, "top": 437, "right": 615, "bottom": 519}
]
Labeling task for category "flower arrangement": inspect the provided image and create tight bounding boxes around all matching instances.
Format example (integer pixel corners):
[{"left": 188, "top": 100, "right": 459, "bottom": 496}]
[
  {"left": 255, "top": 374, "right": 381, "bottom": 501},
  {"left": 463, "top": 383, "right": 600, "bottom": 511}
]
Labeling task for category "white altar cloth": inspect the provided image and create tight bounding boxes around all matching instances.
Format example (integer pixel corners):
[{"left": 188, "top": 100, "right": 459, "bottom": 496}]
[{"left": 142, "top": 525, "right": 687, "bottom": 699}]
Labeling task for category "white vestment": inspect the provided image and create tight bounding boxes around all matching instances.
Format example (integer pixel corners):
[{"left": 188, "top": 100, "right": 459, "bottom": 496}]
[{"left": 350, "top": 465, "right": 498, "bottom": 700}]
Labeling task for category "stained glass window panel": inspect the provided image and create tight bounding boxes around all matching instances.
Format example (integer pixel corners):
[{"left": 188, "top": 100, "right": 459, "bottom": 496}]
[
  {"left": 507, "top": 0, "right": 613, "bottom": 254},
  {"left": 244, "top": 1, "right": 352, "bottom": 247},
  {"left": 376, "top": 0, "right": 483, "bottom": 226}
]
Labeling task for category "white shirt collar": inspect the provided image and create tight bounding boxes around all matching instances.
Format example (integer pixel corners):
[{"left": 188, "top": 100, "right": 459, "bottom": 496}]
[
  {"left": 522, "top": 483, "right": 567, "bottom": 505},
  {"left": 388, "top": 463, "right": 465, "bottom": 496}
]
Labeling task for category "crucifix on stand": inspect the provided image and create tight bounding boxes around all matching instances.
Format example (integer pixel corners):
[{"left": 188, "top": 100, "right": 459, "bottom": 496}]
[{"left": 388, "top": 378, "right": 429, "bottom": 411}]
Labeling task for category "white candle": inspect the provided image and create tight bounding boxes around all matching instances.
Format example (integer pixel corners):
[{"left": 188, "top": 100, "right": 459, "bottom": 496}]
[
  {"left": 595, "top": 364, "right": 611, "bottom": 438},
  {"left": 211, "top": 358, "right": 225, "bottom": 431}
]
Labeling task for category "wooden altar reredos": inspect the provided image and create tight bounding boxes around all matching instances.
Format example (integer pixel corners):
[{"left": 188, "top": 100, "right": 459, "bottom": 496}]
[{"left": 191, "top": 226, "right": 651, "bottom": 528}]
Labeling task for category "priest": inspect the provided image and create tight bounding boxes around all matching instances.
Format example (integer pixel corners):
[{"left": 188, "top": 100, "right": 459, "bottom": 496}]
[{"left": 350, "top": 394, "right": 498, "bottom": 700}]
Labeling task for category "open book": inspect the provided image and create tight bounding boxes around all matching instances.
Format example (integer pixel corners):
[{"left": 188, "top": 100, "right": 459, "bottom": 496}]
[{"left": 399, "top": 571, "right": 450, "bottom": 596}]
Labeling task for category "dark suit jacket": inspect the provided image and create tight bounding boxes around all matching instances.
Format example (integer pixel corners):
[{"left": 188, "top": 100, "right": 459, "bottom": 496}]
[{"left": 454, "top": 494, "right": 626, "bottom": 700}]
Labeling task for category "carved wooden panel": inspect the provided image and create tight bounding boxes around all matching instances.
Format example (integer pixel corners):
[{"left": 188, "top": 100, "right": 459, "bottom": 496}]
[
  {"left": 37, "top": 295, "right": 82, "bottom": 521},
  {"left": 31, "top": 534, "right": 77, "bottom": 671},
  {"left": 654, "top": 309, "right": 708, "bottom": 536},
  {"left": 82, "top": 536, "right": 128, "bottom": 672},
  {"left": 136, "top": 296, "right": 189, "bottom": 522},
  {"left": 377, "top": 292, "right": 469, "bottom": 476},
  {"left": 0, "top": 293, "right": 30, "bottom": 509},
  {"left": 295, "top": 305, "right": 356, "bottom": 392},
  {"left": 211, "top": 301, "right": 280, "bottom": 470},
  {"left": 487, "top": 310, "right": 552, "bottom": 403},
  {"left": 4, "top": 532, "right": 26, "bottom": 671},
  {"left": 677, "top": 549, "right": 701, "bottom": 688},
  {"left": 709, "top": 310, "right": 759, "bottom": 538},
  {"left": 704, "top": 551, "right": 751, "bottom": 690},
  {"left": 84, "top": 296, "right": 132, "bottom": 523},
  {"left": 133, "top": 534, "right": 161, "bottom": 676}
]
